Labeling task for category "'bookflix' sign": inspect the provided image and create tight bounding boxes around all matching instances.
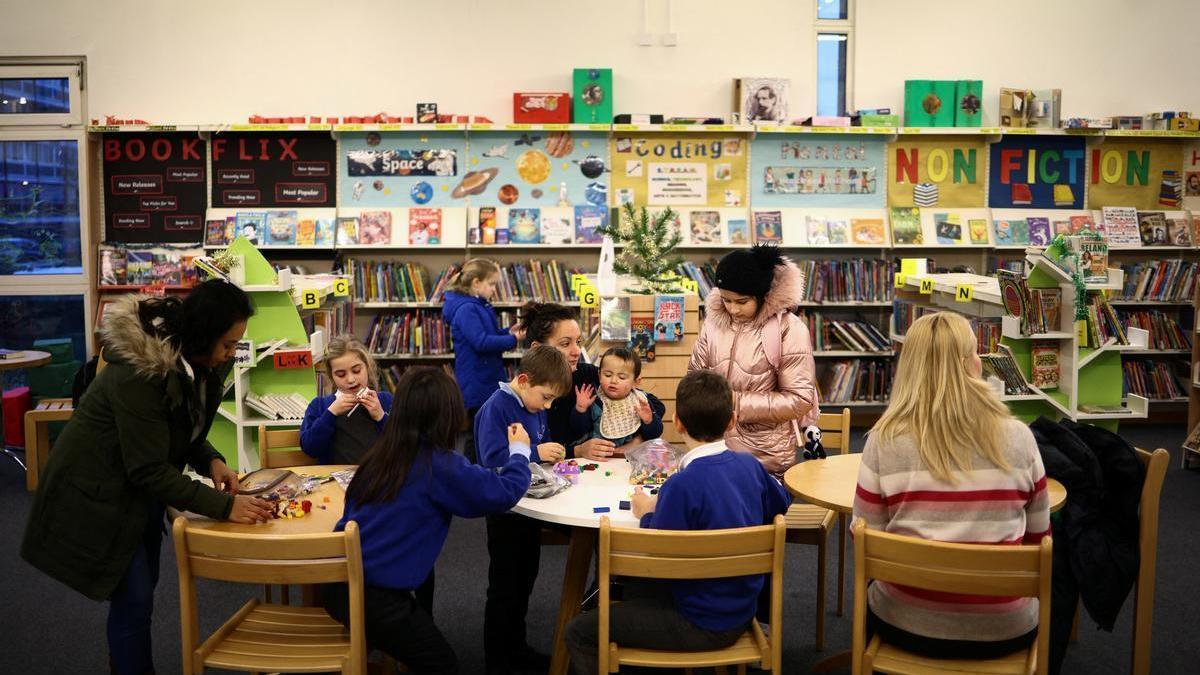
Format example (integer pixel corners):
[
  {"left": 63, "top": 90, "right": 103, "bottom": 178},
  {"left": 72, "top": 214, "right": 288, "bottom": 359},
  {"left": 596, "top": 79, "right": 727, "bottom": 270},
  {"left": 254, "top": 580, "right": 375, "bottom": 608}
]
[
  {"left": 102, "top": 132, "right": 207, "bottom": 243},
  {"left": 210, "top": 132, "right": 336, "bottom": 208}
]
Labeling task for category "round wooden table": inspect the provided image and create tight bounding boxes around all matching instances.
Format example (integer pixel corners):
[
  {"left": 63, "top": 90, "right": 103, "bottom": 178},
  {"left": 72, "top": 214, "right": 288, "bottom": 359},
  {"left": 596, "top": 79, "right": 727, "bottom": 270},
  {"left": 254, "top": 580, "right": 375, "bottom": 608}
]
[
  {"left": 782, "top": 453, "right": 1067, "bottom": 514},
  {"left": 180, "top": 465, "right": 352, "bottom": 535},
  {"left": 513, "top": 458, "right": 643, "bottom": 675},
  {"left": 1, "top": 350, "right": 53, "bottom": 470}
]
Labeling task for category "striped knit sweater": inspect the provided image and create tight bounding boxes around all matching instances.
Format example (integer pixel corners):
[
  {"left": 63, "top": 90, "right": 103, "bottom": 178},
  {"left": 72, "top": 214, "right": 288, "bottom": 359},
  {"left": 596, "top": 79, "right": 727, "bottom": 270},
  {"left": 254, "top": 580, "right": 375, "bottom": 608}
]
[{"left": 853, "top": 418, "right": 1051, "bottom": 642}]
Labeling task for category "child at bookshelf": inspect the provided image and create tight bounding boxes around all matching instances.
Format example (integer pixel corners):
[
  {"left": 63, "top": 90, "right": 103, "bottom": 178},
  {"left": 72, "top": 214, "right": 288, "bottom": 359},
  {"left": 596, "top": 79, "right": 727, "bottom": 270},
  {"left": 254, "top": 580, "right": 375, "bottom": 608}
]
[
  {"left": 688, "top": 245, "right": 818, "bottom": 477},
  {"left": 564, "top": 370, "right": 791, "bottom": 675},
  {"left": 300, "top": 337, "right": 393, "bottom": 465},
  {"left": 322, "top": 367, "right": 533, "bottom": 675},
  {"left": 475, "top": 345, "right": 573, "bottom": 674},
  {"left": 443, "top": 258, "right": 525, "bottom": 463},
  {"left": 853, "top": 311, "right": 1050, "bottom": 659},
  {"left": 569, "top": 346, "right": 666, "bottom": 454}
]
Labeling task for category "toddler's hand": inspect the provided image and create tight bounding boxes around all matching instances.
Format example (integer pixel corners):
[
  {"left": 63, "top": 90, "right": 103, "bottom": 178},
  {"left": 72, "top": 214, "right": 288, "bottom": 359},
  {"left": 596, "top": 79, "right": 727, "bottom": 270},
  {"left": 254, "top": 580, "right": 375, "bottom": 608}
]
[
  {"left": 537, "top": 442, "right": 566, "bottom": 463},
  {"left": 575, "top": 384, "right": 597, "bottom": 413},
  {"left": 507, "top": 422, "right": 530, "bottom": 446},
  {"left": 631, "top": 487, "right": 657, "bottom": 519},
  {"left": 635, "top": 393, "right": 653, "bottom": 424}
]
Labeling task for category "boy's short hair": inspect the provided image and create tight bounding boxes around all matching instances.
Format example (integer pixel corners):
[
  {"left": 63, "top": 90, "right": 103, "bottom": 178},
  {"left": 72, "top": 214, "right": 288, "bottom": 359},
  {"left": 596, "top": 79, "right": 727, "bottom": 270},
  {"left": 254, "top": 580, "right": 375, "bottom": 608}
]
[
  {"left": 675, "top": 370, "right": 733, "bottom": 442},
  {"left": 517, "top": 345, "right": 573, "bottom": 396},
  {"left": 598, "top": 346, "right": 641, "bottom": 378}
]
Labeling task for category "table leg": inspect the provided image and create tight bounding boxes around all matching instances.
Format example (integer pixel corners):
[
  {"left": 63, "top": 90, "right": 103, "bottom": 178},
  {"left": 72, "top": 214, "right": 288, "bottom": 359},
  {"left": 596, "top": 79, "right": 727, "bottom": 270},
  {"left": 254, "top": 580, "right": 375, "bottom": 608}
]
[
  {"left": 811, "top": 649, "right": 851, "bottom": 672},
  {"left": 549, "top": 527, "right": 596, "bottom": 675}
]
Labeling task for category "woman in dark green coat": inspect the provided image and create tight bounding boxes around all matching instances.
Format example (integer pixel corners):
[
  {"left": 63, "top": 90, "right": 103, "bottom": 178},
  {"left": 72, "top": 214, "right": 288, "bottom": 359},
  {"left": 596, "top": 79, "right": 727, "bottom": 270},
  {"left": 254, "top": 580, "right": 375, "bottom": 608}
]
[{"left": 21, "top": 280, "right": 274, "bottom": 675}]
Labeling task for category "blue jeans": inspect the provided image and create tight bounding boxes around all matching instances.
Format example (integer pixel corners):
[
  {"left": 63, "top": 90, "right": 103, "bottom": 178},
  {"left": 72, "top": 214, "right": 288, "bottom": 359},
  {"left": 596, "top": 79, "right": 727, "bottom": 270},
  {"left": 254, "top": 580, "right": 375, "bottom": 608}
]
[{"left": 107, "top": 504, "right": 165, "bottom": 675}]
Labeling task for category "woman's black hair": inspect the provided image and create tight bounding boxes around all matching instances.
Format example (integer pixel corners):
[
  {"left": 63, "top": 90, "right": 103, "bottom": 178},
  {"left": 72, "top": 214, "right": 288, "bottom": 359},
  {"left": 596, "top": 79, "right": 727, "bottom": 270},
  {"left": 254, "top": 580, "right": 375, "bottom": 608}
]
[
  {"left": 346, "top": 366, "right": 465, "bottom": 505},
  {"left": 518, "top": 301, "right": 580, "bottom": 344},
  {"left": 138, "top": 279, "right": 254, "bottom": 359}
]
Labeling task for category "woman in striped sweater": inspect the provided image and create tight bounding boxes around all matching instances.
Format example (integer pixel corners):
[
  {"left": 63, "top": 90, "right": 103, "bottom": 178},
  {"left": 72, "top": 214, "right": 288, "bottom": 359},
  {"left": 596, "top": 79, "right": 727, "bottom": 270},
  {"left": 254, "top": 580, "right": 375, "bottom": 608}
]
[{"left": 853, "top": 311, "right": 1051, "bottom": 658}]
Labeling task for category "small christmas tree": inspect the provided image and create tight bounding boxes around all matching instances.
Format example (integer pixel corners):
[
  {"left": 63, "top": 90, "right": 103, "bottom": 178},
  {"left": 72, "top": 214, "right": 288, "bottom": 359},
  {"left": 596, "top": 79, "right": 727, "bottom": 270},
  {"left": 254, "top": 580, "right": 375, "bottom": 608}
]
[{"left": 596, "top": 203, "right": 685, "bottom": 294}]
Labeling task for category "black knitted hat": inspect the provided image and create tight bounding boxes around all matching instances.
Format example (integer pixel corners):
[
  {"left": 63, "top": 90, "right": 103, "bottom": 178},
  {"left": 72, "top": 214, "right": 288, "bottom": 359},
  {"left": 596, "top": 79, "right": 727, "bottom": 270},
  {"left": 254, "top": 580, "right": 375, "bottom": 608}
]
[{"left": 714, "top": 245, "right": 785, "bottom": 299}]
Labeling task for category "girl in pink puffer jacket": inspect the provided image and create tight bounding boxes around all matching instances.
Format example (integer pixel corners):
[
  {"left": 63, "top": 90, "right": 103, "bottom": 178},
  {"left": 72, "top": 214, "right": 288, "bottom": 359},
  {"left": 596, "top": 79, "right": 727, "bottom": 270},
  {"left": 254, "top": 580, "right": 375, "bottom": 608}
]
[{"left": 687, "top": 245, "right": 819, "bottom": 476}]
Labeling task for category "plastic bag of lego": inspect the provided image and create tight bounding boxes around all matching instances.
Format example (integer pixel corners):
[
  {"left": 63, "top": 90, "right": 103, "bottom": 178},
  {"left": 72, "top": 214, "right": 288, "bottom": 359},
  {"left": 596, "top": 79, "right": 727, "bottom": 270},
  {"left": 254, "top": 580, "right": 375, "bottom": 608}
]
[
  {"left": 626, "top": 438, "right": 684, "bottom": 486},
  {"left": 526, "top": 461, "right": 572, "bottom": 499}
]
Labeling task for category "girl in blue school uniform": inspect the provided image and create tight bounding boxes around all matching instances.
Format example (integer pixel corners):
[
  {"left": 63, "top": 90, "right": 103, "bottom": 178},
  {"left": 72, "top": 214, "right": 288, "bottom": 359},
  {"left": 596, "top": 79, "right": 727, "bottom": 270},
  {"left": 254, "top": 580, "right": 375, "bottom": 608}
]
[{"left": 322, "top": 366, "right": 533, "bottom": 675}]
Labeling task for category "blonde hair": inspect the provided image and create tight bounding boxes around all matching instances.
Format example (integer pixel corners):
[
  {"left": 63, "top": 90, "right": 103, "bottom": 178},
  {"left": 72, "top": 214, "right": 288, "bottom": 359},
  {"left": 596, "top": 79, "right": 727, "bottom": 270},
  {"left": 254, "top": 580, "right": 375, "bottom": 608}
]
[
  {"left": 323, "top": 336, "right": 378, "bottom": 389},
  {"left": 871, "top": 311, "right": 1013, "bottom": 483},
  {"left": 448, "top": 258, "right": 501, "bottom": 295}
]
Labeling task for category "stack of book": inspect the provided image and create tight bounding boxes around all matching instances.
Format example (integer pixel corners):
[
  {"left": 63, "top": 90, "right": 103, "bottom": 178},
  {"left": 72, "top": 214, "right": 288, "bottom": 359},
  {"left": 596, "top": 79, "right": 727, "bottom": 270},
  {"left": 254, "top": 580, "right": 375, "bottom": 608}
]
[
  {"left": 98, "top": 244, "right": 203, "bottom": 287},
  {"left": 1123, "top": 360, "right": 1187, "bottom": 400},
  {"left": 1117, "top": 260, "right": 1198, "bottom": 302},
  {"left": 1026, "top": 288, "right": 1062, "bottom": 334},
  {"left": 1084, "top": 295, "right": 1128, "bottom": 347},
  {"left": 302, "top": 303, "right": 353, "bottom": 348},
  {"left": 980, "top": 345, "right": 1032, "bottom": 395},
  {"left": 493, "top": 260, "right": 581, "bottom": 304},
  {"left": 971, "top": 318, "right": 1002, "bottom": 354},
  {"left": 243, "top": 392, "right": 310, "bottom": 420},
  {"left": 365, "top": 310, "right": 452, "bottom": 356},
  {"left": 676, "top": 260, "right": 719, "bottom": 298},
  {"left": 818, "top": 360, "right": 893, "bottom": 403},
  {"left": 802, "top": 313, "right": 891, "bottom": 352},
  {"left": 795, "top": 259, "right": 894, "bottom": 303},
  {"left": 1119, "top": 310, "right": 1192, "bottom": 351}
]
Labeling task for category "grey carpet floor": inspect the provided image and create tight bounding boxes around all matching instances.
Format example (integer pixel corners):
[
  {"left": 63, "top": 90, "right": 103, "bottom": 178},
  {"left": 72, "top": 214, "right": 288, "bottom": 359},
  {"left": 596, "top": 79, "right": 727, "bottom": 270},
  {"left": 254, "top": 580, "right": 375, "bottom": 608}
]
[{"left": 2, "top": 423, "right": 1197, "bottom": 674}]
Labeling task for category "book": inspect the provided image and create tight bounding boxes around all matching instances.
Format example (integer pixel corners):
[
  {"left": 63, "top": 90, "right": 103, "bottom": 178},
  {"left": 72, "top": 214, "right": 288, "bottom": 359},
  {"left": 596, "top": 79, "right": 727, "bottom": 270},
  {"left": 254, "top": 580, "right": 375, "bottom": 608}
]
[
  {"left": 408, "top": 208, "right": 442, "bottom": 245},
  {"left": 265, "top": 210, "right": 297, "bottom": 245},
  {"left": 151, "top": 252, "right": 181, "bottom": 286},
  {"left": 999, "top": 87, "right": 1034, "bottom": 127},
  {"left": 1078, "top": 404, "right": 1133, "bottom": 415},
  {"left": 480, "top": 207, "right": 497, "bottom": 245},
  {"left": 1167, "top": 214, "right": 1193, "bottom": 246},
  {"left": 997, "top": 269, "right": 1030, "bottom": 334},
  {"left": 993, "top": 218, "right": 1018, "bottom": 245},
  {"left": 1185, "top": 422, "right": 1200, "bottom": 452},
  {"left": 628, "top": 315, "right": 656, "bottom": 362},
  {"left": 1076, "top": 237, "right": 1109, "bottom": 283},
  {"left": 507, "top": 208, "right": 540, "bottom": 244},
  {"left": 295, "top": 219, "right": 316, "bottom": 246},
  {"left": 1137, "top": 211, "right": 1168, "bottom": 246},
  {"left": 1029, "top": 288, "right": 1061, "bottom": 333},
  {"left": 850, "top": 218, "right": 885, "bottom": 245},
  {"left": 1030, "top": 343, "right": 1060, "bottom": 389},
  {"left": 1159, "top": 170, "right": 1182, "bottom": 208},
  {"left": 934, "top": 213, "right": 961, "bottom": 244},
  {"left": 727, "top": 218, "right": 751, "bottom": 245},
  {"left": 574, "top": 205, "right": 606, "bottom": 243},
  {"left": 980, "top": 344, "right": 1031, "bottom": 395},
  {"left": 1102, "top": 206, "right": 1140, "bottom": 246},
  {"left": 968, "top": 218, "right": 989, "bottom": 245},
  {"left": 805, "top": 215, "right": 830, "bottom": 245},
  {"left": 889, "top": 207, "right": 922, "bottom": 244},
  {"left": 205, "top": 219, "right": 228, "bottom": 247},
  {"left": 689, "top": 211, "right": 722, "bottom": 244},
  {"left": 826, "top": 219, "right": 848, "bottom": 244},
  {"left": 126, "top": 250, "right": 153, "bottom": 285},
  {"left": 235, "top": 212, "right": 264, "bottom": 244},
  {"left": 314, "top": 218, "right": 335, "bottom": 246},
  {"left": 753, "top": 211, "right": 783, "bottom": 243},
  {"left": 653, "top": 295, "right": 684, "bottom": 343},
  {"left": 1027, "top": 217, "right": 1051, "bottom": 247},
  {"left": 336, "top": 217, "right": 360, "bottom": 245},
  {"left": 540, "top": 214, "right": 573, "bottom": 245},
  {"left": 359, "top": 211, "right": 392, "bottom": 245},
  {"left": 1070, "top": 214, "right": 1095, "bottom": 235},
  {"left": 234, "top": 339, "right": 254, "bottom": 368},
  {"left": 600, "top": 296, "right": 631, "bottom": 341}
]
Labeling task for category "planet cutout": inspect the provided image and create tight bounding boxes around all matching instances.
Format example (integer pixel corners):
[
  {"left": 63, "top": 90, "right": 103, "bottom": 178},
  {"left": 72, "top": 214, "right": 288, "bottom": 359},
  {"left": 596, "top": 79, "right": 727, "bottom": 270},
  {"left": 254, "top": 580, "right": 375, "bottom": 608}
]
[
  {"left": 516, "top": 150, "right": 551, "bottom": 184},
  {"left": 498, "top": 184, "right": 519, "bottom": 205},
  {"left": 410, "top": 181, "right": 433, "bottom": 204},
  {"left": 579, "top": 155, "right": 605, "bottom": 179},
  {"left": 450, "top": 167, "right": 499, "bottom": 199}
]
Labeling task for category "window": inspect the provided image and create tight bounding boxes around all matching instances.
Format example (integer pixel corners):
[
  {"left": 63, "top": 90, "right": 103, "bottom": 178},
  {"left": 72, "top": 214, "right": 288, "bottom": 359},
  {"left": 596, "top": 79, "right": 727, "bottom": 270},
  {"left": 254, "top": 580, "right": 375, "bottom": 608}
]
[
  {"left": 815, "top": 0, "right": 854, "bottom": 117},
  {"left": 0, "top": 139, "right": 82, "bottom": 276},
  {"left": 0, "top": 64, "right": 82, "bottom": 126},
  {"left": 0, "top": 293, "right": 87, "bottom": 363}
]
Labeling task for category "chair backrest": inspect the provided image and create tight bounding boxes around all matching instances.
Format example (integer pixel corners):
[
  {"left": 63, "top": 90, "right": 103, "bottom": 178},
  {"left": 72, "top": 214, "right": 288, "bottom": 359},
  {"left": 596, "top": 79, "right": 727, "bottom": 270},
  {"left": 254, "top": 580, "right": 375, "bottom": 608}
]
[
  {"left": 1131, "top": 448, "right": 1169, "bottom": 675},
  {"left": 258, "top": 425, "right": 313, "bottom": 469},
  {"left": 851, "top": 518, "right": 1052, "bottom": 674},
  {"left": 817, "top": 407, "right": 851, "bottom": 455},
  {"left": 172, "top": 517, "right": 366, "bottom": 669},
  {"left": 598, "top": 515, "right": 786, "bottom": 672}
]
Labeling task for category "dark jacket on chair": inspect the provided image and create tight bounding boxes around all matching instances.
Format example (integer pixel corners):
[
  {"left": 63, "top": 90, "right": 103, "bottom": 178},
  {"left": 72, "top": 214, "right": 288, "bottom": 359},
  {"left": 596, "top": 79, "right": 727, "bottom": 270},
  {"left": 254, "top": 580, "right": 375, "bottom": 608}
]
[
  {"left": 1029, "top": 417, "right": 1145, "bottom": 674},
  {"left": 21, "top": 294, "right": 234, "bottom": 601}
]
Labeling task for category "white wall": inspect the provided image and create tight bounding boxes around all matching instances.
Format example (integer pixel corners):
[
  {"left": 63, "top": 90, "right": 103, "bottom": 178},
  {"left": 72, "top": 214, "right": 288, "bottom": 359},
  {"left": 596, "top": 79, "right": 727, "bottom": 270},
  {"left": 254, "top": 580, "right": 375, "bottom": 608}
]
[{"left": 1, "top": 0, "right": 1198, "bottom": 122}]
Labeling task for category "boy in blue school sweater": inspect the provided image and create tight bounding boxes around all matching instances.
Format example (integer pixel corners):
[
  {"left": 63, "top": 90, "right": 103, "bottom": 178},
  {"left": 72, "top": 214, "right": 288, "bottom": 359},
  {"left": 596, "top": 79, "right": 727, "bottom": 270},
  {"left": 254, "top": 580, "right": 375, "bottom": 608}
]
[
  {"left": 564, "top": 370, "right": 792, "bottom": 675},
  {"left": 475, "top": 345, "right": 574, "bottom": 675}
]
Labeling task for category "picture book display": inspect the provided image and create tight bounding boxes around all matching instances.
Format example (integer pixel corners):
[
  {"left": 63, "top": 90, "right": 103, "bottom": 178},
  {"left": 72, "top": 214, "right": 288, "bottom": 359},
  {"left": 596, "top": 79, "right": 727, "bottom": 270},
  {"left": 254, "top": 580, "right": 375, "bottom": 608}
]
[
  {"left": 337, "top": 216, "right": 360, "bottom": 245},
  {"left": 653, "top": 295, "right": 684, "bottom": 343},
  {"left": 1030, "top": 342, "right": 1060, "bottom": 389},
  {"left": 211, "top": 131, "right": 336, "bottom": 208},
  {"left": 890, "top": 207, "right": 922, "bottom": 244},
  {"left": 265, "top": 210, "right": 297, "bottom": 246},
  {"left": 574, "top": 205, "right": 607, "bottom": 243},
  {"left": 508, "top": 208, "right": 541, "bottom": 244},
  {"left": 688, "top": 211, "right": 723, "bottom": 244},
  {"left": 1137, "top": 211, "right": 1169, "bottom": 246},
  {"left": 99, "top": 244, "right": 202, "bottom": 288},
  {"left": 753, "top": 211, "right": 783, "bottom": 243},
  {"left": 102, "top": 132, "right": 208, "bottom": 243},
  {"left": 540, "top": 213, "right": 573, "bottom": 245},
  {"left": 600, "top": 296, "right": 631, "bottom": 341},
  {"left": 727, "top": 218, "right": 751, "bottom": 245},
  {"left": 408, "top": 208, "right": 442, "bottom": 245},
  {"left": 358, "top": 211, "right": 392, "bottom": 245},
  {"left": 628, "top": 315, "right": 656, "bottom": 361}
]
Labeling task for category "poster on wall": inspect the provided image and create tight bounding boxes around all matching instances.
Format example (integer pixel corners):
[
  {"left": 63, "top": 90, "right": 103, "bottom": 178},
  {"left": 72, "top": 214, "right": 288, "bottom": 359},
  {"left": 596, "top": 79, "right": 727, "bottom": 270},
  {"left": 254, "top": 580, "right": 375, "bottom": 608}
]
[
  {"left": 465, "top": 129, "right": 609, "bottom": 208},
  {"left": 609, "top": 132, "right": 748, "bottom": 208},
  {"left": 1086, "top": 139, "right": 1182, "bottom": 210},
  {"left": 887, "top": 137, "right": 987, "bottom": 208},
  {"left": 102, "top": 132, "right": 208, "bottom": 243},
  {"left": 988, "top": 136, "right": 1086, "bottom": 209},
  {"left": 1180, "top": 141, "right": 1200, "bottom": 212},
  {"left": 210, "top": 132, "right": 336, "bottom": 208},
  {"left": 339, "top": 131, "right": 466, "bottom": 207},
  {"left": 750, "top": 134, "right": 886, "bottom": 208}
]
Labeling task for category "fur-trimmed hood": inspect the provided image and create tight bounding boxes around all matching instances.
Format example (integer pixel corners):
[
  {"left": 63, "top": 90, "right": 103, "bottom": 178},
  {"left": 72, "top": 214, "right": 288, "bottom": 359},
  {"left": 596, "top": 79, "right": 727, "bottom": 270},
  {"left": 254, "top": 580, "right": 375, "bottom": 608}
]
[
  {"left": 704, "top": 256, "right": 805, "bottom": 329},
  {"left": 98, "top": 294, "right": 182, "bottom": 379}
]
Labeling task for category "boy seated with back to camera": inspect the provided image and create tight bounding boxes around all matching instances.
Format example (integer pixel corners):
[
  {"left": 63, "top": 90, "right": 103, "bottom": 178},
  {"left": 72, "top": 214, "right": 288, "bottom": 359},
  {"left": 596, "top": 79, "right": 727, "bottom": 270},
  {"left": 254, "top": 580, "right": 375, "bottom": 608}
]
[
  {"left": 569, "top": 346, "right": 666, "bottom": 457},
  {"left": 563, "top": 370, "right": 791, "bottom": 675}
]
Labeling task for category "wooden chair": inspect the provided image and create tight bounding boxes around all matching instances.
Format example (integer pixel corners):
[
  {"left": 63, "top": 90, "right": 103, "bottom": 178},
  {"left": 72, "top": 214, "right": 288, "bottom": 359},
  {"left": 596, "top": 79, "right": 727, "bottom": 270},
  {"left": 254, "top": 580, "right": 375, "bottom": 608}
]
[
  {"left": 597, "top": 514, "right": 786, "bottom": 675},
  {"left": 23, "top": 398, "right": 74, "bottom": 491},
  {"left": 172, "top": 516, "right": 367, "bottom": 675},
  {"left": 257, "top": 424, "right": 312, "bottom": 470},
  {"left": 849, "top": 518, "right": 1052, "bottom": 675},
  {"left": 785, "top": 407, "right": 851, "bottom": 650}
]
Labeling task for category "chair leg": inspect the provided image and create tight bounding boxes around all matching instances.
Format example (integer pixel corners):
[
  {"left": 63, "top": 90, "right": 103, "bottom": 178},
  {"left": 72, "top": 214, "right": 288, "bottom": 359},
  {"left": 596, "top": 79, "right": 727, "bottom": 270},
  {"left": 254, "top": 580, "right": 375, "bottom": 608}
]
[
  {"left": 816, "top": 531, "right": 827, "bottom": 651},
  {"left": 837, "top": 513, "right": 847, "bottom": 617}
]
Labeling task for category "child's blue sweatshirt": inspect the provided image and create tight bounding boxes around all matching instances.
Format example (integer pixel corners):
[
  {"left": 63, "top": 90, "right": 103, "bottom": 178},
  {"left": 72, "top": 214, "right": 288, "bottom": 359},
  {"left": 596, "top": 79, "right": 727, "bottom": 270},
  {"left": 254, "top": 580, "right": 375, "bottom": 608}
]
[
  {"left": 474, "top": 382, "right": 549, "bottom": 467},
  {"left": 336, "top": 443, "right": 532, "bottom": 590},
  {"left": 640, "top": 445, "right": 792, "bottom": 632},
  {"left": 300, "top": 391, "right": 394, "bottom": 465},
  {"left": 442, "top": 290, "right": 517, "bottom": 409}
]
